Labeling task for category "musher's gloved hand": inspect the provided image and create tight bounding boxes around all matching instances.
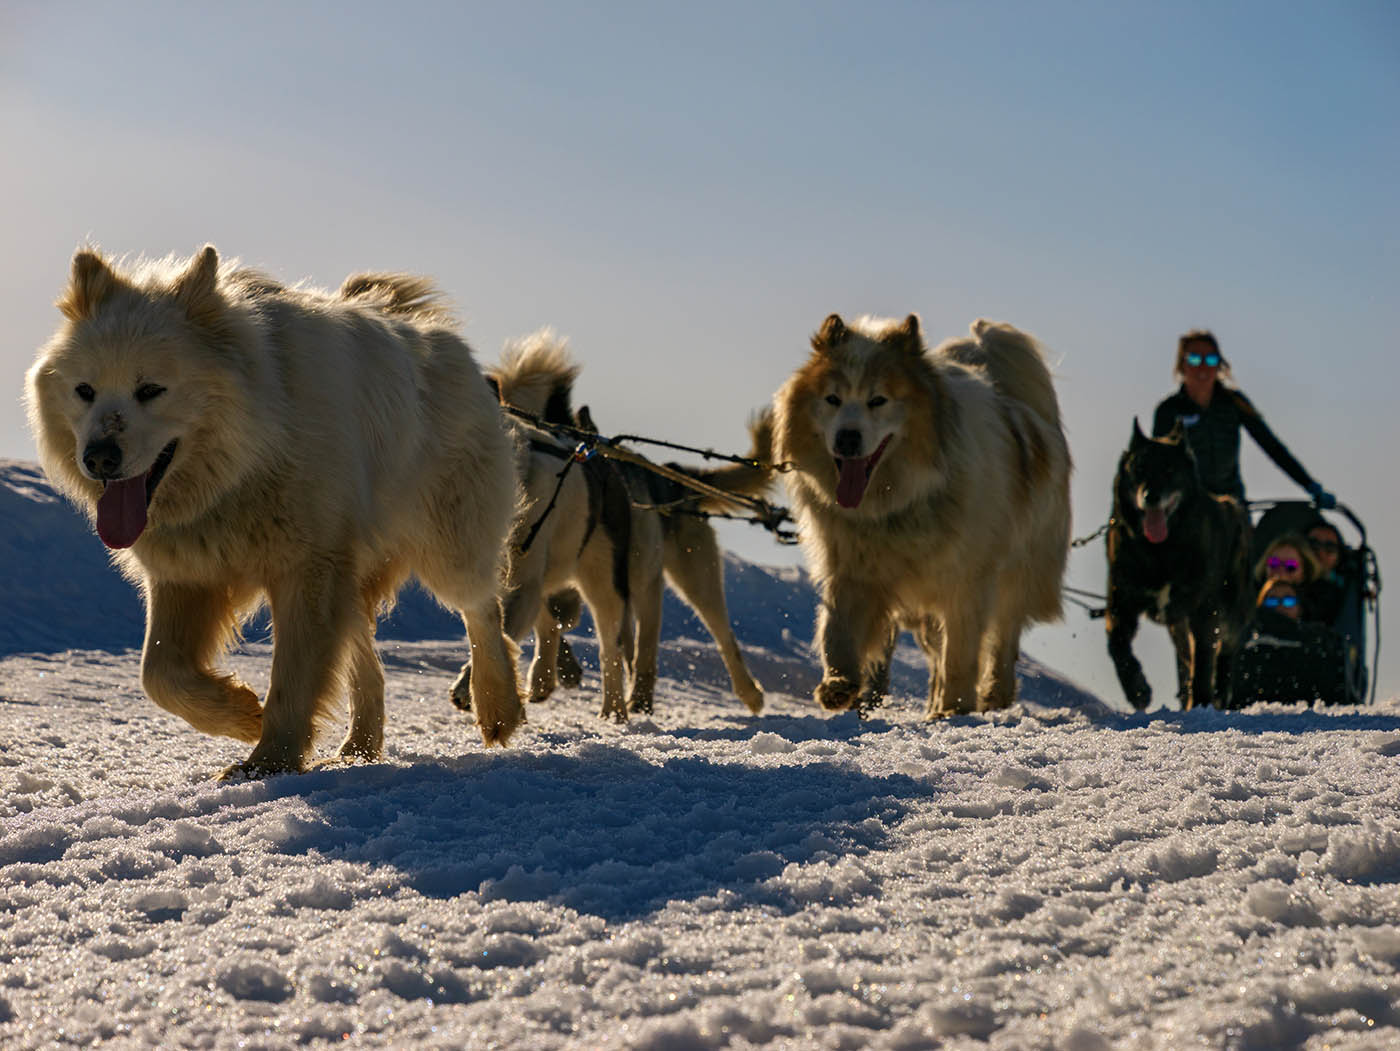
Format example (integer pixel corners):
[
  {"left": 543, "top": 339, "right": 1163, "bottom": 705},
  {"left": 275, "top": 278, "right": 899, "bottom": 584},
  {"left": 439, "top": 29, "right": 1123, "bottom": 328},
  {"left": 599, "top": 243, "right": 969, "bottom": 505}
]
[{"left": 1307, "top": 482, "right": 1336, "bottom": 510}]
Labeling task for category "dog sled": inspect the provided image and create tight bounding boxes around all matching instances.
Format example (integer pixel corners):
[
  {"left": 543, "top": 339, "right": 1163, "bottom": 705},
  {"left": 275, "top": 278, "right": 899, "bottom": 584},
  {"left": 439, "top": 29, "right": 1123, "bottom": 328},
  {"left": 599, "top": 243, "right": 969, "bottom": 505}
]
[{"left": 1233, "top": 499, "right": 1381, "bottom": 706}]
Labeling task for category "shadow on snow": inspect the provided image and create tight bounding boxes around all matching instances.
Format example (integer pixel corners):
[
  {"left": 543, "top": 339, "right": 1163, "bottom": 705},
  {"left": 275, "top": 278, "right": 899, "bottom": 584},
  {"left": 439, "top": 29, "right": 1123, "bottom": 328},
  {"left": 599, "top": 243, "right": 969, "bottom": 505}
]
[{"left": 262, "top": 744, "right": 942, "bottom": 923}]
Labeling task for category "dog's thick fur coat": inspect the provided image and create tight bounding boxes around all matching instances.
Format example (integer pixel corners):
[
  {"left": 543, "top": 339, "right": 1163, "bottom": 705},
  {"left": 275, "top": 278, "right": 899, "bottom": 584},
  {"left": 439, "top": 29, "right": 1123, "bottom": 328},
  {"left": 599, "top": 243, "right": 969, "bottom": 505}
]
[
  {"left": 772, "top": 315, "right": 1071, "bottom": 716},
  {"left": 1105, "top": 420, "right": 1252, "bottom": 710},
  {"left": 26, "top": 246, "right": 523, "bottom": 775}
]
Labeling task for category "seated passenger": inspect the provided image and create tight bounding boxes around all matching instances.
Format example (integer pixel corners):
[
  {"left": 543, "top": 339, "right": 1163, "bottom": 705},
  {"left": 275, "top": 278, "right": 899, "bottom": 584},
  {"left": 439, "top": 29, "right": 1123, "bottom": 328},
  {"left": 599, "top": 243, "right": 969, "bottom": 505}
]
[
  {"left": 1302, "top": 518, "right": 1347, "bottom": 626},
  {"left": 1231, "top": 579, "right": 1350, "bottom": 707},
  {"left": 1253, "top": 533, "right": 1319, "bottom": 589}
]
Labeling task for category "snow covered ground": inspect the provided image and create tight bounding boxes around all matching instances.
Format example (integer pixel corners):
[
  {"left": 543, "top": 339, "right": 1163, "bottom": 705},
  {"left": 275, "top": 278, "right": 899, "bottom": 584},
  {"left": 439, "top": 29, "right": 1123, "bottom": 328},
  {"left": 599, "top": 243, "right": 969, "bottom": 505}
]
[{"left": 3, "top": 460, "right": 1400, "bottom": 1049}]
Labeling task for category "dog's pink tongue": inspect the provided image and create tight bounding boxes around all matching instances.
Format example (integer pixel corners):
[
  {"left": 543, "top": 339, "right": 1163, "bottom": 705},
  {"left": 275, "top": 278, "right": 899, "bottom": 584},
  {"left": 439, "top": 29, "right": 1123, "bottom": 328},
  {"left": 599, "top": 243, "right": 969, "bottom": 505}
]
[
  {"left": 835, "top": 457, "right": 871, "bottom": 509},
  {"left": 96, "top": 476, "right": 148, "bottom": 549},
  {"left": 1143, "top": 506, "right": 1169, "bottom": 544}
]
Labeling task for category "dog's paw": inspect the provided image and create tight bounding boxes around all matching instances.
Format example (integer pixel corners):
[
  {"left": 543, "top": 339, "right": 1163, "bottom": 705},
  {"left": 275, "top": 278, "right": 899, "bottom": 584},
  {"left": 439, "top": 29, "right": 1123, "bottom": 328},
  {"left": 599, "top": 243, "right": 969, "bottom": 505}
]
[
  {"left": 736, "top": 680, "right": 764, "bottom": 716},
  {"left": 926, "top": 691, "right": 978, "bottom": 719},
  {"left": 218, "top": 754, "right": 302, "bottom": 781},
  {"left": 815, "top": 677, "right": 859, "bottom": 712},
  {"left": 329, "top": 739, "right": 382, "bottom": 766},
  {"left": 556, "top": 641, "right": 584, "bottom": 689},
  {"left": 599, "top": 700, "right": 629, "bottom": 724},
  {"left": 477, "top": 705, "right": 525, "bottom": 748},
  {"left": 852, "top": 688, "right": 885, "bottom": 719},
  {"left": 449, "top": 663, "right": 473, "bottom": 712}
]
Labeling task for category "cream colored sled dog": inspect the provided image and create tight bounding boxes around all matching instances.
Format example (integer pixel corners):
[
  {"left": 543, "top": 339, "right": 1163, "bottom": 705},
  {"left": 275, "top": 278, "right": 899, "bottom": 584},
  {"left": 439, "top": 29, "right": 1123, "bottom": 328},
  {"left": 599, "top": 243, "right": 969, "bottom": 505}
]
[
  {"left": 26, "top": 246, "right": 523, "bottom": 775},
  {"left": 772, "top": 314, "right": 1071, "bottom": 717},
  {"left": 487, "top": 331, "right": 635, "bottom": 721},
  {"left": 542, "top": 404, "right": 773, "bottom": 717}
]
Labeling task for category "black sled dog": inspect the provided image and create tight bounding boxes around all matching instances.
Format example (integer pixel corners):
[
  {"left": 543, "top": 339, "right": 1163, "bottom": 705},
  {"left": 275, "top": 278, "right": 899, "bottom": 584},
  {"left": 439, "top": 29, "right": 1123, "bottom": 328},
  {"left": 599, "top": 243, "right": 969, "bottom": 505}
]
[{"left": 1105, "top": 420, "right": 1252, "bottom": 710}]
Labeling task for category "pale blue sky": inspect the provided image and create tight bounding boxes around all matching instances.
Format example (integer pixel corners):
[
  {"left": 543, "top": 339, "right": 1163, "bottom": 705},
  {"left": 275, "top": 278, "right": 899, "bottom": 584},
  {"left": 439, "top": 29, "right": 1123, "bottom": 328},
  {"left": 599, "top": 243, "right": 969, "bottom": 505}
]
[{"left": 4, "top": 1, "right": 1397, "bottom": 701}]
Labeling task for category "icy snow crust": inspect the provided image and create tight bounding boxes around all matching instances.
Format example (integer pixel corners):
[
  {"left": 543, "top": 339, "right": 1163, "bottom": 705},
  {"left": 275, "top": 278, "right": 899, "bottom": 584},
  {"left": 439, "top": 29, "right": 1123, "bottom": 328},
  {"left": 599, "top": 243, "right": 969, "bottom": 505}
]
[{"left": 3, "top": 641, "right": 1400, "bottom": 1050}]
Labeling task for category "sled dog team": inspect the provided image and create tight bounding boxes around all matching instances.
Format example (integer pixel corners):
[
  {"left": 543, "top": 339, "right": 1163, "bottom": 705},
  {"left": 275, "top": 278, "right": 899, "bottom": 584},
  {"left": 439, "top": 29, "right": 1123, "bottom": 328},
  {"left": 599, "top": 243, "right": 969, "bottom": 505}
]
[{"left": 26, "top": 245, "right": 1073, "bottom": 777}]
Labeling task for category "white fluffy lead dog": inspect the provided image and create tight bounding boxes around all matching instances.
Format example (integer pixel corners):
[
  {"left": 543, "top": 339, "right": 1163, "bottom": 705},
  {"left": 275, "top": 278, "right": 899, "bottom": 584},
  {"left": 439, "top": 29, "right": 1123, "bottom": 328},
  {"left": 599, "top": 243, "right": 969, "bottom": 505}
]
[{"left": 26, "top": 246, "right": 524, "bottom": 776}]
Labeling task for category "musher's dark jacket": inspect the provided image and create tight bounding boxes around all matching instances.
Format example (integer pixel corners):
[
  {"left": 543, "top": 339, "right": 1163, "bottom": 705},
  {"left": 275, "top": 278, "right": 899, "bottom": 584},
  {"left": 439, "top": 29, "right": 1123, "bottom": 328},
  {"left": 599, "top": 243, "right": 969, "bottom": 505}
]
[{"left": 1152, "top": 384, "right": 1316, "bottom": 501}]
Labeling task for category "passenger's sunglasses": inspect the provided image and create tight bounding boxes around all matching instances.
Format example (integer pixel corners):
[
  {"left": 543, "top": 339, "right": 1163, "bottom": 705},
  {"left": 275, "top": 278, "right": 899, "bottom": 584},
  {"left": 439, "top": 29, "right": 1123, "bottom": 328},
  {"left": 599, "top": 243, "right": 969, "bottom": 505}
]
[
  {"left": 1185, "top": 352, "right": 1221, "bottom": 368},
  {"left": 1308, "top": 538, "right": 1341, "bottom": 555},
  {"left": 1267, "top": 557, "right": 1300, "bottom": 572},
  {"left": 1262, "top": 595, "right": 1299, "bottom": 610}
]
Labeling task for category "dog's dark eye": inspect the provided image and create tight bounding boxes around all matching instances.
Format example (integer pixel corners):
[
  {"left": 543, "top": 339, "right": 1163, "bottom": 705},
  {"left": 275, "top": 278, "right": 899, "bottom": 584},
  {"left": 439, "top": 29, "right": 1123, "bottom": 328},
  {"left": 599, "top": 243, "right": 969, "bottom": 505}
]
[
  {"left": 75, "top": 383, "right": 95, "bottom": 403},
  {"left": 867, "top": 395, "right": 887, "bottom": 408},
  {"left": 825, "top": 394, "right": 841, "bottom": 407},
  {"left": 135, "top": 383, "right": 166, "bottom": 404}
]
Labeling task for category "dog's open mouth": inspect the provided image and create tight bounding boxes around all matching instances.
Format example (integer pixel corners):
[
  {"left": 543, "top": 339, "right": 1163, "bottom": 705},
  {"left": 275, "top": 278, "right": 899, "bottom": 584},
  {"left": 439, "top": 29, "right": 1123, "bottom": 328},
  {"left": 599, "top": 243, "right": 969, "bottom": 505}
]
[
  {"left": 1140, "top": 492, "right": 1181, "bottom": 545},
  {"left": 833, "top": 435, "right": 891, "bottom": 509},
  {"left": 95, "top": 440, "right": 177, "bottom": 549}
]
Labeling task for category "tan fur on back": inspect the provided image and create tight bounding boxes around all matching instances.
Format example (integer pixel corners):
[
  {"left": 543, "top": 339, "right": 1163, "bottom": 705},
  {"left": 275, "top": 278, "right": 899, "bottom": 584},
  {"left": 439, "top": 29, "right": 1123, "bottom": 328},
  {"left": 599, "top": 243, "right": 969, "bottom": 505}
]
[
  {"left": 25, "top": 245, "right": 524, "bottom": 775},
  {"left": 771, "top": 314, "right": 1072, "bottom": 716}
]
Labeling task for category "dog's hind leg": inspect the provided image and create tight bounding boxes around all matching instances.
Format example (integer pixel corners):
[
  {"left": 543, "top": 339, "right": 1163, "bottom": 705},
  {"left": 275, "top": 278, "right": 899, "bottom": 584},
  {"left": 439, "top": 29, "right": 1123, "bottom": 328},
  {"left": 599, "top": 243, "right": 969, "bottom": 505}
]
[
  {"left": 664, "top": 526, "right": 763, "bottom": 714},
  {"left": 141, "top": 581, "right": 263, "bottom": 744},
  {"left": 527, "top": 606, "right": 563, "bottom": 703},
  {"left": 547, "top": 589, "right": 585, "bottom": 688},
  {"left": 338, "top": 612, "right": 385, "bottom": 762}
]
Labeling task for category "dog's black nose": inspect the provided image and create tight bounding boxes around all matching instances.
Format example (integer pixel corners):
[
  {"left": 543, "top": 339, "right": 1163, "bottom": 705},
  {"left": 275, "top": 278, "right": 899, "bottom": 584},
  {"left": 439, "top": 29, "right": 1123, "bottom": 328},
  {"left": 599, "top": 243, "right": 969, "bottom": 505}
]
[
  {"left": 83, "top": 437, "right": 123, "bottom": 479},
  {"left": 834, "top": 429, "right": 863, "bottom": 457}
]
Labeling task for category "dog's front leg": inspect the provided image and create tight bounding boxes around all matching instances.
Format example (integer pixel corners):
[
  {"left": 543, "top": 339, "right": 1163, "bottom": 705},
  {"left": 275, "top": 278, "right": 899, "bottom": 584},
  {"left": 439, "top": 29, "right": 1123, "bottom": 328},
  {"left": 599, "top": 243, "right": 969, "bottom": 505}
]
[
  {"left": 814, "top": 578, "right": 887, "bottom": 712},
  {"left": 927, "top": 598, "right": 985, "bottom": 718},
  {"left": 141, "top": 580, "right": 263, "bottom": 744},
  {"left": 1105, "top": 598, "right": 1151, "bottom": 711},
  {"left": 1166, "top": 619, "right": 1198, "bottom": 710},
  {"left": 228, "top": 560, "right": 357, "bottom": 778}
]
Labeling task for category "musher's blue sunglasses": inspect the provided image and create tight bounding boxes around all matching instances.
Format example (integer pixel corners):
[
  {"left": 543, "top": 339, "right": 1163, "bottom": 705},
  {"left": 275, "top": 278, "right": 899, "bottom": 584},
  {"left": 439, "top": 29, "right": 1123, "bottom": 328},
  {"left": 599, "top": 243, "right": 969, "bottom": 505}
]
[
  {"left": 1185, "top": 352, "right": 1221, "bottom": 368},
  {"left": 1262, "top": 594, "right": 1298, "bottom": 610}
]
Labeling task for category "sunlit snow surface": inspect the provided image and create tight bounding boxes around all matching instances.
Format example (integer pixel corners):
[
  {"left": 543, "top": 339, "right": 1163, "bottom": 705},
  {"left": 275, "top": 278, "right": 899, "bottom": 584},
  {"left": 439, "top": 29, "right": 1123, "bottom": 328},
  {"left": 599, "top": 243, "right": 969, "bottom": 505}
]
[{"left": 3, "top": 638, "right": 1399, "bottom": 1050}]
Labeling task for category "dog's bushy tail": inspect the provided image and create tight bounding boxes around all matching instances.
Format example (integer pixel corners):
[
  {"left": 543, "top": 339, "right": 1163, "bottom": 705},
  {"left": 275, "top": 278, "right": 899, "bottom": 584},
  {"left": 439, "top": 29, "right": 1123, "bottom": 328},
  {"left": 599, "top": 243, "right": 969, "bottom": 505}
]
[
  {"left": 338, "top": 272, "right": 457, "bottom": 326},
  {"left": 680, "top": 408, "right": 777, "bottom": 514},
  {"left": 489, "top": 328, "right": 580, "bottom": 423},
  {"left": 943, "top": 320, "right": 1063, "bottom": 431}
]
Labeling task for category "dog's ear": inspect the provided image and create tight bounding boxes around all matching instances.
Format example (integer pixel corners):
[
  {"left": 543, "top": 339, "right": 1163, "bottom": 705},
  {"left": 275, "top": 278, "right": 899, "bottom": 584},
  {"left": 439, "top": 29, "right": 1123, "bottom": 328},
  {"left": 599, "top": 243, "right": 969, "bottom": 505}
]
[
  {"left": 58, "top": 248, "right": 122, "bottom": 321},
  {"left": 897, "top": 314, "right": 922, "bottom": 354},
  {"left": 1130, "top": 417, "right": 1149, "bottom": 448},
  {"left": 484, "top": 374, "right": 501, "bottom": 402},
  {"left": 172, "top": 245, "right": 223, "bottom": 326},
  {"left": 812, "top": 313, "right": 847, "bottom": 354},
  {"left": 1166, "top": 418, "right": 1187, "bottom": 446}
]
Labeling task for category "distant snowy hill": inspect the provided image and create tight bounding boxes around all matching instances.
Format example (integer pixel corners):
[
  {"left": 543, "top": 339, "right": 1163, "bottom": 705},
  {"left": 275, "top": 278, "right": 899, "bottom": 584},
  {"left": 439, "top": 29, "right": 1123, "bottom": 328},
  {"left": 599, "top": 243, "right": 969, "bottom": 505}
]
[{"left": 0, "top": 459, "right": 1098, "bottom": 708}]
